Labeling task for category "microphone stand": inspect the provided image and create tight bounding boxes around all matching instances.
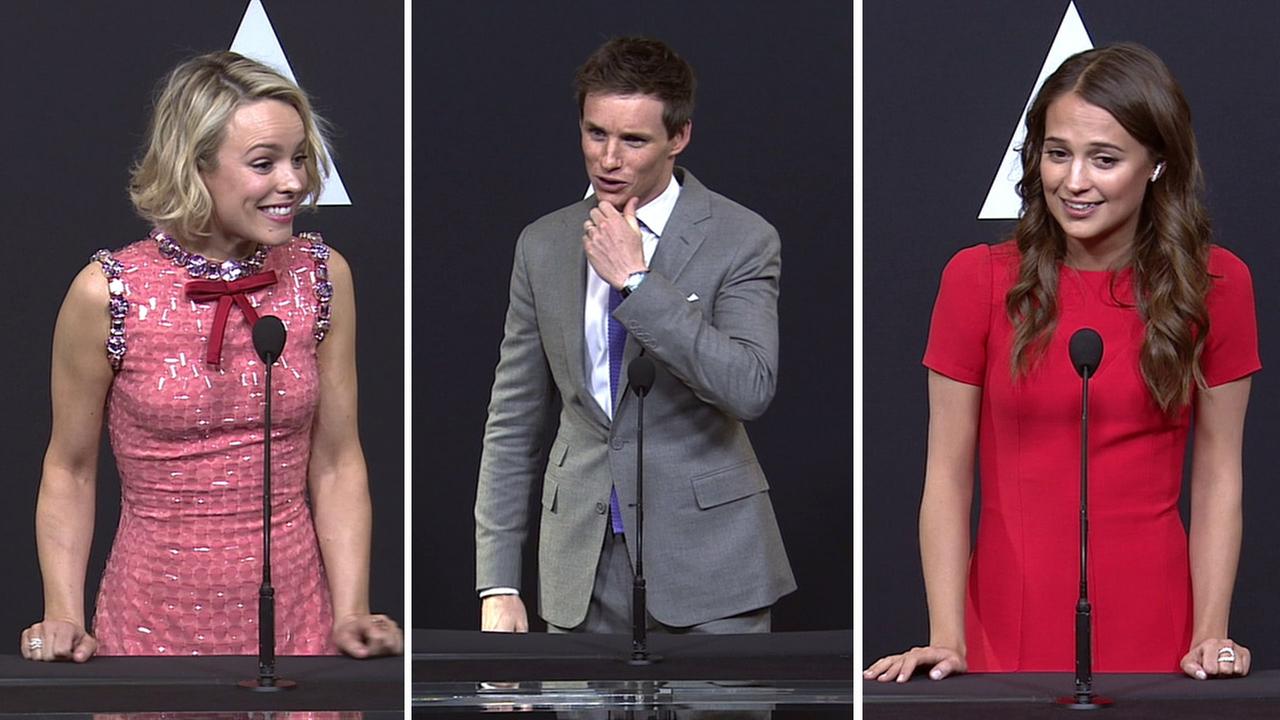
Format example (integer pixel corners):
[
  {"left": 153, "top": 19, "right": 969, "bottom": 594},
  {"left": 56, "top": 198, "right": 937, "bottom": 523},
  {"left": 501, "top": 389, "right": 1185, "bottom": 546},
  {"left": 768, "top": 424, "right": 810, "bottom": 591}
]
[
  {"left": 240, "top": 318, "right": 295, "bottom": 691},
  {"left": 627, "top": 357, "right": 659, "bottom": 666},
  {"left": 1057, "top": 361, "right": 1109, "bottom": 709}
]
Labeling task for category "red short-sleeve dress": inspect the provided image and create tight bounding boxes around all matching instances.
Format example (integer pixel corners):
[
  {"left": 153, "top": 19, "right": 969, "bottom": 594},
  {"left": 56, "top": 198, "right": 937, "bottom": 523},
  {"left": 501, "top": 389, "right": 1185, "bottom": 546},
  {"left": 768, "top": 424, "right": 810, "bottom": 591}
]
[{"left": 923, "top": 241, "right": 1260, "bottom": 672}]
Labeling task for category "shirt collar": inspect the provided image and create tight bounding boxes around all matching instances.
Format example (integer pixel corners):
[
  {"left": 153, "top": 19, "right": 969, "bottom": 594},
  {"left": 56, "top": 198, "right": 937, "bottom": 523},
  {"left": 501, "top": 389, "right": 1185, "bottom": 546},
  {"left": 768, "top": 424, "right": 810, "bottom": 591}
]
[{"left": 635, "top": 174, "right": 681, "bottom": 237}]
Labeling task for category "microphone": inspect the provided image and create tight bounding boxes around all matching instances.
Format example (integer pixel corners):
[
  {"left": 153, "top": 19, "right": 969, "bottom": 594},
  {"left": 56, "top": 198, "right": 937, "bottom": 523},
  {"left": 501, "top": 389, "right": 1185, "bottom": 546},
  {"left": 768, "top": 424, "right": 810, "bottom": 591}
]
[
  {"left": 253, "top": 315, "right": 287, "bottom": 364},
  {"left": 1069, "top": 328, "right": 1102, "bottom": 378},
  {"left": 628, "top": 355, "right": 656, "bottom": 397},
  {"left": 240, "top": 313, "right": 295, "bottom": 692},
  {"left": 1057, "top": 328, "right": 1110, "bottom": 710}
]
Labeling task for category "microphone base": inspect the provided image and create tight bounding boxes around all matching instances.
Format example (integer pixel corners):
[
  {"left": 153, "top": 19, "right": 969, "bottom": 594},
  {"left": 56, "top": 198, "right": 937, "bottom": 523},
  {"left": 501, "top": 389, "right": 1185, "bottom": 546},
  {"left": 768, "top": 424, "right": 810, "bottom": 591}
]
[
  {"left": 1054, "top": 694, "right": 1112, "bottom": 710},
  {"left": 626, "top": 651, "right": 663, "bottom": 666},
  {"left": 238, "top": 677, "right": 298, "bottom": 692}
]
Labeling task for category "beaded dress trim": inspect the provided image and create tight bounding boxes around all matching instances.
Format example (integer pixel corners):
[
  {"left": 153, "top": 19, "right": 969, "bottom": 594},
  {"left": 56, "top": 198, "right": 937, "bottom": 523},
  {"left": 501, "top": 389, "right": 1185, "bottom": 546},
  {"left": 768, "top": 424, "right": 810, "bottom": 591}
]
[
  {"left": 297, "top": 231, "right": 334, "bottom": 342},
  {"left": 92, "top": 231, "right": 333, "bottom": 369},
  {"left": 91, "top": 249, "right": 128, "bottom": 370}
]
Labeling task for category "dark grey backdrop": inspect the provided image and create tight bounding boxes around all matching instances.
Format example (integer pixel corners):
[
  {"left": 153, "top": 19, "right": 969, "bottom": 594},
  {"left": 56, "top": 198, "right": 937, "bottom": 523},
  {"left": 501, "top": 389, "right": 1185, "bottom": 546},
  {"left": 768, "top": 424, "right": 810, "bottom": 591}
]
[
  {"left": 865, "top": 1, "right": 1280, "bottom": 667},
  {"left": 414, "top": 1, "right": 853, "bottom": 631},
  {"left": 0, "top": 1, "right": 404, "bottom": 640}
]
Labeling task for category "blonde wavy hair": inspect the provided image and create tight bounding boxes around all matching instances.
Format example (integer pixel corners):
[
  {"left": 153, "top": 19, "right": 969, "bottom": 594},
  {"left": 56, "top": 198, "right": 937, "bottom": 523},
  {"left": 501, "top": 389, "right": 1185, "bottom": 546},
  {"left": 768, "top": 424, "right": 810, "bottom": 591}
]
[{"left": 129, "top": 51, "right": 332, "bottom": 242}]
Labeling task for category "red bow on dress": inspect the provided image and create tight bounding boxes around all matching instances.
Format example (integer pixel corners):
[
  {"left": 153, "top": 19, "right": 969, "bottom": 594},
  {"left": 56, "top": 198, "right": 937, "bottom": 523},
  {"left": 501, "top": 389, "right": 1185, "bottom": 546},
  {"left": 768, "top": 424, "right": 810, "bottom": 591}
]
[{"left": 185, "top": 271, "right": 279, "bottom": 366}]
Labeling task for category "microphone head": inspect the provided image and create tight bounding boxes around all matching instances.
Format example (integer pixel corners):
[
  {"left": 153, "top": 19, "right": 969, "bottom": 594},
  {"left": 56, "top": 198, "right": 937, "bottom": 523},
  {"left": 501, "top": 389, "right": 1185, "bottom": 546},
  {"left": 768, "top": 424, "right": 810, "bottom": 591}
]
[
  {"left": 253, "top": 315, "right": 287, "bottom": 364},
  {"left": 628, "top": 355, "right": 656, "bottom": 397},
  {"left": 1068, "top": 328, "right": 1103, "bottom": 378}
]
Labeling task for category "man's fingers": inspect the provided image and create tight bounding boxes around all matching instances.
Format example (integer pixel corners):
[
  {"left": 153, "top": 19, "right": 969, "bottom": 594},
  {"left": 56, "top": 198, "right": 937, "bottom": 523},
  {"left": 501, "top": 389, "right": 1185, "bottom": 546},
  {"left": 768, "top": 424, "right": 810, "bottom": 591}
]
[
  {"left": 623, "top": 197, "right": 640, "bottom": 232},
  {"left": 481, "top": 596, "right": 528, "bottom": 633}
]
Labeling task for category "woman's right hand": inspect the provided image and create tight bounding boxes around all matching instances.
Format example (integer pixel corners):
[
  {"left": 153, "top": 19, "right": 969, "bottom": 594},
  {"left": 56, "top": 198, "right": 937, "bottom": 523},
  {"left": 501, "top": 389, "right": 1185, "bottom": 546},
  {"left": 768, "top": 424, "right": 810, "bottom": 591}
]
[
  {"left": 863, "top": 645, "right": 966, "bottom": 682},
  {"left": 20, "top": 619, "right": 97, "bottom": 662}
]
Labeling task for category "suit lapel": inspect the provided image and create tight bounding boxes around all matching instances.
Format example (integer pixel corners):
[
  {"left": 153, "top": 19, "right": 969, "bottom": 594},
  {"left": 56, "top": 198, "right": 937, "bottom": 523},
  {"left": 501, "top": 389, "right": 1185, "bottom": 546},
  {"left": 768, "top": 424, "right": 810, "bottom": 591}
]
[
  {"left": 647, "top": 169, "right": 711, "bottom": 288},
  {"left": 553, "top": 200, "right": 611, "bottom": 429},
  {"left": 612, "top": 169, "right": 711, "bottom": 418}
]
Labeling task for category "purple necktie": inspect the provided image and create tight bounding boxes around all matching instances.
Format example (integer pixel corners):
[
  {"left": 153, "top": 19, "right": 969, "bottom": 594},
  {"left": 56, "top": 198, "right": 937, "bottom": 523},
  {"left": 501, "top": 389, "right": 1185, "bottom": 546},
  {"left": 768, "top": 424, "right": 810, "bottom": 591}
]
[{"left": 607, "top": 286, "right": 626, "bottom": 534}]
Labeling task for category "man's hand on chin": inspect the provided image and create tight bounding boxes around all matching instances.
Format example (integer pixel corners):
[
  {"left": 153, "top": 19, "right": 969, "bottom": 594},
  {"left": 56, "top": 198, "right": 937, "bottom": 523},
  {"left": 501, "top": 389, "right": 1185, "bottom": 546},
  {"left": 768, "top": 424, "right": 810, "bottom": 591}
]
[{"left": 583, "top": 197, "right": 645, "bottom": 288}]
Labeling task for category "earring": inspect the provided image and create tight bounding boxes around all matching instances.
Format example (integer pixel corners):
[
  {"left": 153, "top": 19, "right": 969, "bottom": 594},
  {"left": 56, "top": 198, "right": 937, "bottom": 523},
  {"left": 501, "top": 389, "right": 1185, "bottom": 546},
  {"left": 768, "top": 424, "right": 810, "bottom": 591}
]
[{"left": 1150, "top": 162, "right": 1166, "bottom": 182}]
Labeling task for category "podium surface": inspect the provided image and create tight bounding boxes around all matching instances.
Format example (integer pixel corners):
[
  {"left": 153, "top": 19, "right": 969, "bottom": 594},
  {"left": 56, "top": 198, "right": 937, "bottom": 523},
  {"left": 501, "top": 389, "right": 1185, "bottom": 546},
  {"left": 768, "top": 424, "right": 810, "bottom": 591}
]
[
  {"left": 864, "top": 670, "right": 1280, "bottom": 719},
  {"left": 413, "top": 628, "right": 852, "bottom": 715},
  {"left": 0, "top": 653, "right": 403, "bottom": 716}
]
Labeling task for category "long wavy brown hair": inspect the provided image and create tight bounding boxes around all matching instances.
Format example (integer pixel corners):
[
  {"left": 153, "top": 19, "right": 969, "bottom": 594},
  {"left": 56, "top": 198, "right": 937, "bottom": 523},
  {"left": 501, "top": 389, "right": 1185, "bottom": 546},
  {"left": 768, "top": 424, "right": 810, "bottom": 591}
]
[{"left": 1006, "top": 43, "right": 1211, "bottom": 414}]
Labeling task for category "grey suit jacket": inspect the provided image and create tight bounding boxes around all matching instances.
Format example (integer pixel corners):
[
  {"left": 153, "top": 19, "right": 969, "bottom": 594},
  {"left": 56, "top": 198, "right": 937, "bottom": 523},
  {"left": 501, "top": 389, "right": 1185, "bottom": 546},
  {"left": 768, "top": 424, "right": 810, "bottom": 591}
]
[{"left": 475, "top": 168, "right": 796, "bottom": 628}]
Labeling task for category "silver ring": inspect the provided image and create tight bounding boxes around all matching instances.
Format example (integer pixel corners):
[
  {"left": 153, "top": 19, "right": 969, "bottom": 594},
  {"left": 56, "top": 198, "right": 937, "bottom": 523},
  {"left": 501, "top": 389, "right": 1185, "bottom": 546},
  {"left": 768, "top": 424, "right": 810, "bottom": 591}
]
[
  {"left": 1217, "top": 647, "right": 1237, "bottom": 663},
  {"left": 27, "top": 637, "right": 43, "bottom": 651}
]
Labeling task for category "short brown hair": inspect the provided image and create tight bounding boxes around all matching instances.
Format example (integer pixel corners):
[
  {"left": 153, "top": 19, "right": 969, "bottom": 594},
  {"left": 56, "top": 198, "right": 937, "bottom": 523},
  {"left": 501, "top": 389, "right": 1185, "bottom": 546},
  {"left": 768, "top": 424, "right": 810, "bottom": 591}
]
[{"left": 575, "top": 37, "right": 695, "bottom": 138}]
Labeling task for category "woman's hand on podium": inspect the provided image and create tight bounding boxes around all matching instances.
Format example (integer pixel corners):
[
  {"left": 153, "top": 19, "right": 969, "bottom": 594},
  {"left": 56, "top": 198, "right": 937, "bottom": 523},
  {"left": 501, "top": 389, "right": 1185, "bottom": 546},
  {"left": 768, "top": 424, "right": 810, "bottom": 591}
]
[
  {"left": 20, "top": 619, "right": 97, "bottom": 662},
  {"left": 331, "top": 613, "right": 404, "bottom": 658},
  {"left": 863, "top": 645, "right": 966, "bottom": 682},
  {"left": 1182, "top": 637, "right": 1251, "bottom": 679}
]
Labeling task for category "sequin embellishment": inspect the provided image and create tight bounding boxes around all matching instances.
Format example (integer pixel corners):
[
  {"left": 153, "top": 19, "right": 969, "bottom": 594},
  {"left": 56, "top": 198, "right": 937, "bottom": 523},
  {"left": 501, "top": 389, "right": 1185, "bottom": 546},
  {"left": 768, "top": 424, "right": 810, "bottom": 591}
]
[
  {"left": 153, "top": 228, "right": 270, "bottom": 282},
  {"left": 93, "top": 248, "right": 129, "bottom": 370},
  {"left": 299, "top": 232, "right": 333, "bottom": 343}
]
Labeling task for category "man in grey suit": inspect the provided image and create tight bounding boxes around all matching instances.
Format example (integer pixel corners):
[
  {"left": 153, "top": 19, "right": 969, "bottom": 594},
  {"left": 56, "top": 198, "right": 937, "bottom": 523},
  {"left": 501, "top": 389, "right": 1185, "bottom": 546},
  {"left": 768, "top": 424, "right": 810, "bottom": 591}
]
[{"left": 476, "top": 36, "right": 795, "bottom": 634}]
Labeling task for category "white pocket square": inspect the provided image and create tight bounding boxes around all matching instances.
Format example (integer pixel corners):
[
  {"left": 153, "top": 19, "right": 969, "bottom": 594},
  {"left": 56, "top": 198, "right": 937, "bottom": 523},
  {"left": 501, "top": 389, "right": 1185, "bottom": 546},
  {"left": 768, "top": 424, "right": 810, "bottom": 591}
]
[{"left": 686, "top": 293, "right": 700, "bottom": 302}]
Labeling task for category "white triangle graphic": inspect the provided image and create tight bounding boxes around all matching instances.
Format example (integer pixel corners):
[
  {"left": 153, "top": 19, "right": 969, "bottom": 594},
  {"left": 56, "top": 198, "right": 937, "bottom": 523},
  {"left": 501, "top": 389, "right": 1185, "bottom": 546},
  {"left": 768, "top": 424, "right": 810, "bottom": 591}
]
[
  {"left": 230, "top": 0, "right": 351, "bottom": 206},
  {"left": 978, "top": 1, "right": 1092, "bottom": 220}
]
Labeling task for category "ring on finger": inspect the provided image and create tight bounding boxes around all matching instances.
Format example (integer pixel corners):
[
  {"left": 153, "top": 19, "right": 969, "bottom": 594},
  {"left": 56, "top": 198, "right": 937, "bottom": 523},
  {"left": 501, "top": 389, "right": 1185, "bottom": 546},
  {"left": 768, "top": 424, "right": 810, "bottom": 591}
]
[
  {"left": 28, "top": 637, "right": 43, "bottom": 651},
  {"left": 1217, "top": 647, "right": 1237, "bottom": 663}
]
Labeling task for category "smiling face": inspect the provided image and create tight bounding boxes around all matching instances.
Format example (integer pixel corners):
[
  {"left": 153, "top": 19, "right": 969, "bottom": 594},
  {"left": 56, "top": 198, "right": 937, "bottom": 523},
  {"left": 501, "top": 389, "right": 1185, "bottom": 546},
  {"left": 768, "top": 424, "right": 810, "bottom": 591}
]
[
  {"left": 581, "top": 92, "right": 690, "bottom": 209},
  {"left": 1040, "top": 92, "right": 1158, "bottom": 265},
  {"left": 199, "top": 99, "right": 308, "bottom": 259}
]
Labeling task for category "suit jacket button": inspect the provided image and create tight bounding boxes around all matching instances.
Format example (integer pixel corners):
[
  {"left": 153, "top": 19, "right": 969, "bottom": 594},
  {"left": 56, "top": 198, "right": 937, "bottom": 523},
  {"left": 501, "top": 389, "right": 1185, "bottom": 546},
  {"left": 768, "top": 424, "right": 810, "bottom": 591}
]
[
  {"left": 611, "top": 438, "right": 624, "bottom": 450},
  {"left": 595, "top": 502, "right": 606, "bottom": 514}
]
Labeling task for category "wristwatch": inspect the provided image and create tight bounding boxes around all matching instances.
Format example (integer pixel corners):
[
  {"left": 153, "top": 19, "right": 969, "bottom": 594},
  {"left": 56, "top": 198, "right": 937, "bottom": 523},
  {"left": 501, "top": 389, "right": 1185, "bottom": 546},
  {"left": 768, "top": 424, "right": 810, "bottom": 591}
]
[{"left": 620, "top": 270, "right": 649, "bottom": 298}]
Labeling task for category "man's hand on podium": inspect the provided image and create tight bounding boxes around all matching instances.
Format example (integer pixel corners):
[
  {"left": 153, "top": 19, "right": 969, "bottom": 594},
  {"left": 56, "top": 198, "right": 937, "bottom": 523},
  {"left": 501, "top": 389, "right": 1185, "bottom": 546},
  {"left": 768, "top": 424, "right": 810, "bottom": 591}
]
[{"left": 482, "top": 594, "right": 529, "bottom": 632}]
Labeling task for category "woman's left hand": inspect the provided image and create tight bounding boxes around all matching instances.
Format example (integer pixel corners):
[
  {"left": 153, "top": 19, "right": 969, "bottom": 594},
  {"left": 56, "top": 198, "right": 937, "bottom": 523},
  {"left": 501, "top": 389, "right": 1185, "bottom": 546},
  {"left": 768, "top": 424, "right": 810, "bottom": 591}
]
[
  {"left": 332, "top": 613, "right": 403, "bottom": 658},
  {"left": 1181, "top": 638, "right": 1250, "bottom": 679}
]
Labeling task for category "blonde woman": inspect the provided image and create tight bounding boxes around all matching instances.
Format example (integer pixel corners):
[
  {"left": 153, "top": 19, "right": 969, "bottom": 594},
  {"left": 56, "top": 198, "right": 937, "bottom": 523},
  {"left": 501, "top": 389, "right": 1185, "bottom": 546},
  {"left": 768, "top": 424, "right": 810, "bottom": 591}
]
[{"left": 21, "top": 52, "right": 401, "bottom": 660}]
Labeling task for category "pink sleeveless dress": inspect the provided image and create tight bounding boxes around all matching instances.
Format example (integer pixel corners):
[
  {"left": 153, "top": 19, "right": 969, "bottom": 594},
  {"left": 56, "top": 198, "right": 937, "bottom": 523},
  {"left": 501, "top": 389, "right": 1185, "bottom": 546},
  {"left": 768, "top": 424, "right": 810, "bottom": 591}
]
[{"left": 89, "top": 231, "right": 338, "bottom": 655}]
